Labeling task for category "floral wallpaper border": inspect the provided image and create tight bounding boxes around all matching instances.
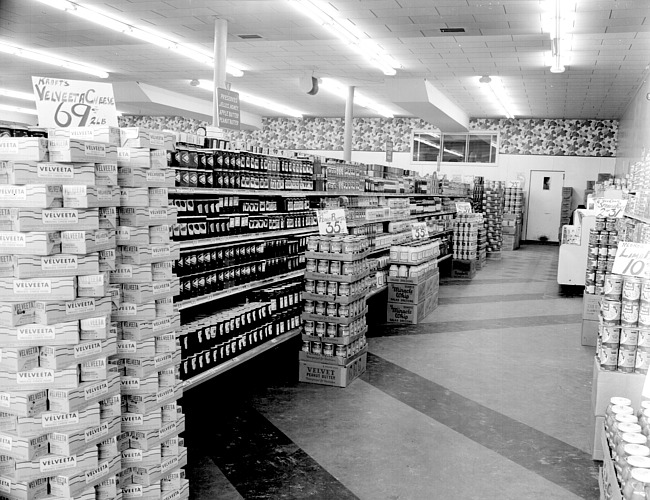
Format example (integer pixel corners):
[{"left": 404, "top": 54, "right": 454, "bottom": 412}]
[{"left": 119, "top": 115, "right": 618, "bottom": 157}]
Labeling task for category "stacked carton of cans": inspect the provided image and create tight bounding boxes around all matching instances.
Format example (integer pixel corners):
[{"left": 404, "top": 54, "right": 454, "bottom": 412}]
[
  {"left": 482, "top": 185, "right": 504, "bottom": 257},
  {"left": 299, "top": 235, "right": 369, "bottom": 387},
  {"left": 452, "top": 213, "right": 482, "bottom": 261},
  {"left": 585, "top": 217, "right": 619, "bottom": 294},
  {"left": 111, "top": 128, "right": 189, "bottom": 500},
  {"left": 0, "top": 131, "right": 125, "bottom": 498},
  {"left": 598, "top": 274, "right": 650, "bottom": 374}
]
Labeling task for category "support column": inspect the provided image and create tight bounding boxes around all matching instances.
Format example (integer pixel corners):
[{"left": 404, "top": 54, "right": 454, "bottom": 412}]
[
  {"left": 343, "top": 86, "right": 355, "bottom": 162},
  {"left": 212, "top": 18, "right": 228, "bottom": 127}
]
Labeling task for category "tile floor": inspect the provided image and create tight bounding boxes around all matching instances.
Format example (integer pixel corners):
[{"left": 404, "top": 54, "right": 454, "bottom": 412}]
[{"left": 181, "top": 244, "right": 599, "bottom": 499}]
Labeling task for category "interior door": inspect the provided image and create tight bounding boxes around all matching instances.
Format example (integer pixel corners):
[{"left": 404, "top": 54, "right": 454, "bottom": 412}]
[{"left": 526, "top": 170, "right": 565, "bottom": 242}]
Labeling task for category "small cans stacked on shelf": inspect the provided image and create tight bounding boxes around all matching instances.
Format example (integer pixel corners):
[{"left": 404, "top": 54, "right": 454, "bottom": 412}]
[
  {"left": 585, "top": 216, "right": 619, "bottom": 294},
  {"left": 111, "top": 127, "right": 189, "bottom": 500},
  {"left": 598, "top": 274, "right": 650, "bottom": 374},
  {"left": 482, "top": 185, "right": 504, "bottom": 257},
  {"left": 452, "top": 213, "right": 482, "bottom": 261},
  {"left": 0, "top": 131, "right": 124, "bottom": 498},
  {"left": 299, "top": 235, "right": 369, "bottom": 387}
]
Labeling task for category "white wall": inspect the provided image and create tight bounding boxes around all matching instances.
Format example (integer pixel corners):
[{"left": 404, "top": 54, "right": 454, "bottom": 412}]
[{"left": 615, "top": 74, "right": 650, "bottom": 177}]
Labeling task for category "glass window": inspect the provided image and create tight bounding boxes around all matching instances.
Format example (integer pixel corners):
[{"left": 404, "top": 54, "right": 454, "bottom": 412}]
[
  {"left": 467, "top": 134, "right": 495, "bottom": 163},
  {"left": 412, "top": 132, "right": 441, "bottom": 162},
  {"left": 441, "top": 135, "right": 467, "bottom": 162}
]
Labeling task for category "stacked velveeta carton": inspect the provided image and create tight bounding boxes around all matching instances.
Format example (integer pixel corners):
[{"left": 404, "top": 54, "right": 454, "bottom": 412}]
[
  {"left": 111, "top": 128, "right": 189, "bottom": 500},
  {"left": 0, "top": 129, "right": 123, "bottom": 499}
]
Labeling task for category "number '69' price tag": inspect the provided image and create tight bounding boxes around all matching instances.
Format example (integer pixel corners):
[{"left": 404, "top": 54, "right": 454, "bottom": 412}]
[
  {"left": 317, "top": 209, "right": 348, "bottom": 236},
  {"left": 612, "top": 242, "right": 650, "bottom": 279},
  {"left": 411, "top": 222, "right": 429, "bottom": 240}
]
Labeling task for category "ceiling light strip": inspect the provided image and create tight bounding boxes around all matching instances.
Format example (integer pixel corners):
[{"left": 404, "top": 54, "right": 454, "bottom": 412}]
[
  {"left": 479, "top": 76, "right": 517, "bottom": 119},
  {"left": 30, "top": 0, "right": 244, "bottom": 77},
  {"left": 0, "top": 41, "right": 109, "bottom": 78},
  {"left": 0, "top": 104, "right": 39, "bottom": 115},
  {"left": 0, "top": 88, "right": 37, "bottom": 101}
]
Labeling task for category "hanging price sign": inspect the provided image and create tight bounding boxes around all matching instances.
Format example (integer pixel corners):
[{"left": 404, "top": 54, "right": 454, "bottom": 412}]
[
  {"left": 594, "top": 199, "right": 628, "bottom": 218},
  {"left": 411, "top": 222, "right": 429, "bottom": 240},
  {"left": 316, "top": 209, "right": 348, "bottom": 236},
  {"left": 455, "top": 202, "right": 472, "bottom": 214},
  {"left": 612, "top": 242, "right": 650, "bottom": 279}
]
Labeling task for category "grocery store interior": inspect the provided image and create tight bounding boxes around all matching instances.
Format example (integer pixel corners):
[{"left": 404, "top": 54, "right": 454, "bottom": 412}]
[{"left": 1, "top": 0, "right": 650, "bottom": 499}]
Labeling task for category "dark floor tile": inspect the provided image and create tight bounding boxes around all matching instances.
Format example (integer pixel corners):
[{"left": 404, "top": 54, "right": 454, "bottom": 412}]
[{"left": 361, "top": 353, "right": 599, "bottom": 500}]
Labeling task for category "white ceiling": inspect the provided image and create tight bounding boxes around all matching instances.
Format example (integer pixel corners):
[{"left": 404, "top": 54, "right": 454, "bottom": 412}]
[{"left": 1, "top": 0, "right": 649, "bottom": 122}]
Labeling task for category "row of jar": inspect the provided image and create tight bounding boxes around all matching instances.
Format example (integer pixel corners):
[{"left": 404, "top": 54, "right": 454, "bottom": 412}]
[
  {"left": 307, "top": 235, "right": 370, "bottom": 254},
  {"left": 301, "top": 337, "right": 367, "bottom": 358},
  {"left": 306, "top": 258, "right": 368, "bottom": 277},
  {"left": 303, "top": 317, "right": 367, "bottom": 338},
  {"left": 303, "top": 298, "right": 366, "bottom": 319},
  {"left": 305, "top": 277, "right": 369, "bottom": 297}
]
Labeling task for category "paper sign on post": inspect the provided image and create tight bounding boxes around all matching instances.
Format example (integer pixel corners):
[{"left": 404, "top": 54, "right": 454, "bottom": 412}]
[
  {"left": 31, "top": 76, "right": 118, "bottom": 128},
  {"left": 317, "top": 209, "right": 348, "bottom": 236},
  {"left": 612, "top": 242, "right": 650, "bottom": 279},
  {"left": 594, "top": 199, "right": 628, "bottom": 218},
  {"left": 455, "top": 202, "right": 472, "bottom": 214},
  {"left": 411, "top": 222, "right": 429, "bottom": 240}
]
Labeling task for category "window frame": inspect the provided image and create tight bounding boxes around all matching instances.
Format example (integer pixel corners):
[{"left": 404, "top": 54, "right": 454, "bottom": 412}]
[{"left": 410, "top": 129, "right": 500, "bottom": 166}]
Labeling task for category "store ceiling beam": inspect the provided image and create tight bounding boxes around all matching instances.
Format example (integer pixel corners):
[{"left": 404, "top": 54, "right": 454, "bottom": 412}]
[
  {"left": 112, "top": 82, "right": 262, "bottom": 130},
  {"left": 385, "top": 79, "right": 469, "bottom": 132}
]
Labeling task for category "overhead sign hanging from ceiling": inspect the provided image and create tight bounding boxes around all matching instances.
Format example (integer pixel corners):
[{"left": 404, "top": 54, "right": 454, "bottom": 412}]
[
  {"left": 217, "top": 88, "right": 241, "bottom": 130},
  {"left": 31, "top": 76, "right": 118, "bottom": 128}
]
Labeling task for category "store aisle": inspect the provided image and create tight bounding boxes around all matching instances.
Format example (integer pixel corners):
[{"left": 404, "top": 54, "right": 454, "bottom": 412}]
[{"left": 183, "top": 245, "right": 599, "bottom": 500}]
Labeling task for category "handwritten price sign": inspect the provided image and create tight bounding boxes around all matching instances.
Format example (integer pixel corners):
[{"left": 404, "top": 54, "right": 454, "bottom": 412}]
[
  {"left": 31, "top": 76, "right": 118, "bottom": 128},
  {"left": 594, "top": 198, "right": 628, "bottom": 218},
  {"left": 317, "top": 209, "right": 348, "bottom": 236},
  {"left": 612, "top": 242, "right": 650, "bottom": 279},
  {"left": 455, "top": 202, "right": 473, "bottom": 214},
  {"left": 411, "top": 222, "right": 429, "bottom": 240}
]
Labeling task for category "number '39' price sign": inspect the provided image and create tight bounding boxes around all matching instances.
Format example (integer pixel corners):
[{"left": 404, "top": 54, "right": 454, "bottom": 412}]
[
  {"left": 411, "top": 222, "right": 429, "bottom": 240},
  {"left": 317, "top": 209, "right": 348, "bottom": 236},
  {"left": 612, "top": 242, "right": 650, "bottom": 279}
]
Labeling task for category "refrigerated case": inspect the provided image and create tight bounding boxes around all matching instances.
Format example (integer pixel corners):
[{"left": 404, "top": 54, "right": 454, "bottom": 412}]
[{"left": 557, "top": 209, "right": 596, "bottom": 285}]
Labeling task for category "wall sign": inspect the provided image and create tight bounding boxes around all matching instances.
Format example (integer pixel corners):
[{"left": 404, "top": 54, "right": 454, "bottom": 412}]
[
  {"left": 31, "top": 76, "right": 117, "bottom": 128},
  {"left": 316, "top": 209, "right": 348, "bottom": 236},
  {"left": 217, "top": 88, "right": 241, "bottom": 130}
]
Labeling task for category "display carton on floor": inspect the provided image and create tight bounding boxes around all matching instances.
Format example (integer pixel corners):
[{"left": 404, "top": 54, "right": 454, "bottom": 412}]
[
  {"left": 583, "top": 292, "right": 601, "bottom": 321},
  {"left": 298, "top": 350, "right": 367, "bottom": 387},
  {"left": 581, "top": 319, "right": 598, "bottom": 347},
  {"left": 591, "top": 357, "right": 646, "bottom": 415},
  {"left": 387, "top": 274, "right": 438, "bottom": 305},
  {"left": 387, "top": 292, "right": 438, "bottom": 324}
]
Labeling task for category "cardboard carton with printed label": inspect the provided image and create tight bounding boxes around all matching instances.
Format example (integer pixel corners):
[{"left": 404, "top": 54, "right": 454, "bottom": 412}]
[
  {"left": 0, "top": 138, "right": 48, "bottom": 162},
  {"left": 0, "top": 231, "right": 61, "bottom": 256},
  {"left": 48, "top": 138, "right": 117, "bottom": 164},
  {"left": 0, "top": 277, "right": 76, "bottom": 302},
  {"left": 0, "top": 161, "right": 95, "bottom": 185},
  {"left": 13, "top": 253, "right": 100, "bottom": 279},
  {"left": 0, "top": 321, "right": 79, "bottom": 348}
]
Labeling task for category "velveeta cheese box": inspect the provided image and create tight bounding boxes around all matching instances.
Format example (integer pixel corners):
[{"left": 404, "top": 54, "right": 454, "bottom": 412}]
[
  {"left": 155, "top": 333, "right": 177, "bottom": 354},
  {"left": 49, "top": 126, "right": 121, "bottom": 146},
  {"left": 121, "top": 482, "right": 162, "bottom": 500},
  {"left": 155, "top": 297, "right": 174, "bottom": 318},
  {"left": 126, "top": 429, "right": 160, "bottom": 452},
  {"left": 49, "top": 453, "right": 120, "bottom": 499},
  {"left": 120, "top": 375, "right": 159, "bottom": 398},
  {"left": 98, "top": 394, "right": 122, "bottom": 422},
  {"left": 39, "top": 337, "right": 117, "bottom": 370},
  {"left": 119, "top": 314, "right": 178, "bottom": 342},
  {"left": 118, "top": 243, "right": 179, "bottom": 265},
  {"left": 151, "top": 261, "right": 173, "bottom": 281},
  {"left": 119, "top": 188, "right": 149, "bottom": 208},
  {"left": 121, "top": 407, "right": 161, "bottom": 431},
  {"left": 0, "top": 138, "right": 48, "bottom": 162},
  {"left": 0, "top": 347, "right": 39, "bottom": 372},
  {"left": 112, "top": 301, "right": 156, "bottom": 322},
  {"left": 99, "top": 207, "right": 117, "bottom": 230},
  {"left": 121, "top": 280, "right": 175, "bottom": 304},
  {"left": 0, "top": 231, "right": 61, "bottom": 256},
  {"left": 77, "top": 273, "right": 110, "bottom": 298},
  {"left": 0, "top": 389, "right": 47, "bottom": 418},
  {"left": 0, "top": 277, "right": 76, "bottom": 302},
  {"left": 0, "top": 321, "right": 79, "bottom": 348},
  {"left": 150, "top": 206, "right": 177, "bottom": 226},
  {"left": 34, "top": 296, "right": 111, "bottom": 325},
  {"left": 149, "top": 224, "right": 171, "bottom": 244},
  {"left": 97, "top": 435, "right": 119, "bottom": 460},
  {"left": 0, "top": 366, "right": 79, "bottom": 392},
  {"left": 117, "top": 149, "right": 151, "bottom": 169},
  {"left": 150, "top": 149, "right": 168, "bottom": 170},
  {"left": 98, "top": 249, "right": 116, "bottom": 273},
  {"left": 62, "top": 185, "right": 119, "bottom": 209},
  {"left": 61, "top": 229, "right": 114, "bottom": 254},
  {"left": 148, "top": 188, "right": 168, "bottom": 208},
  {"left": 116, "top": 226, "right": 149, "bottom": 246},
  {"left": 94, "top": 163, "right": 118, "bottom": 186},
  {"left": 126, "top": 385, "right": 181, "bottom": 416},
  {"left": 0, "top": 475, "right": 48, "bottom": 500},
  {"left": 48, "top": 416, "right": 120, "bottom": 457},
  {"left": 123, "top": 352, "right": 179, "bottom": 379},
  {"left": 0, "top": 430, "right": 49, "bottom": 461},
  {"left": 0, "top": 301, "right": 36, "bottom": 327},
  {"left": 0, "top": 161, "right": 95, "bottom": 185},
  {"left": 96, "top": 475, "right": 120, "bottom": 500},
  {"left": 118, "top": 166, "right": 147, "bottom": 187},
  {"left": 109, "top": 264, "right": 152, "bottom": 284},
  {"left": 48, "top": 138, "right": 117, "bottom": 164},
  {"left": 8, "top": 446, "right": 98, "bottom": 482},
  {"left": 0, "top": 184, "right": 63, "bottom": 209},
  {"left": 13, "top": 253, "right": 100, "bottom": 279},
  {"left": 80, "top": 356, "right": 108, "bottom": 382},
  {"left": 120, "top": 128, "right": 175, "bottom": 151},
  {"left": 116, "top": 338, "right": 155, "bottom": 359},
  {"left": 118, "top": 207, "right": 151, "bottom": 227},
  {"left": 0, "top": 208, "right": 100, "bottom": 232},
  {"left": 79, "top": 315, "right": 110, "bottom": 341},
  {"left": 145, "top": 169, "right": 174, "bottom": 188},
  {"left": 48, "top": 371, "right": 120, "bottom": 414},
  {"left": 121, "top": 445, "right": 161, "bottom": 468}
]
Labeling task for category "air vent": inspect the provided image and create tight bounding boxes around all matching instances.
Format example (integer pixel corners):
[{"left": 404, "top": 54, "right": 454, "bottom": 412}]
[
  {"left": 237, "top": 34, "right": 263, "bottom": 39},
  {"left": 440, "top": 28, "right": 465, "bottom": 33}
]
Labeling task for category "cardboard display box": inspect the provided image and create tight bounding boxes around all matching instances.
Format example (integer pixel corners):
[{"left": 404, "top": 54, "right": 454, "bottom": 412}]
[
  {"left": 0, "top": 185, "right": 62, "bottom": 209},
  {"left": 583, "top": 292, "right": 601, "bottom": 321},
  {"left": 0, "top": 162, "right": 95, "bottom": 186},
  {"left": 48, "top": 138, "right": 117, "bottom": 164},
  {"left": 0, "top": 138, "right": 48, "bottom": 162},
  {"left": 387, "top": 292, "right": 438, "bottom": 324},
  {"left": 298, "top": 351, "right": 367, "bottom": 388},
  {"left": 591, "top": 357, "right": 646, "bottom": 416},
  {"left": 452, "top": 259, "right": 477, "bottom": 279},
  {"left": 0, "top": 231, "right": 61, "bottom": 256},
  {"left": 387, "top": 274, "right": 439, "bottom": 305},
  {"left": 581, "top": 319, "right": 598, "bottom": 347}
]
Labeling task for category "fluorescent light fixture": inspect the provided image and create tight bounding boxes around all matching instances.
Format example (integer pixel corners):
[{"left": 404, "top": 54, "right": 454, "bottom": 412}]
[
  {"left": 194, "top": 80, "right": 304, "bottom": 118},
  {"left": 288, "top": 0, "right": 400, "bottom": 76},
  {"left": 543, "top": 0, "right": 573, "bottom": 73},
  {"left": 319, "top": 78, "right": 394, "bottom": 118},
  {"left": 0, "top": 88, "right": 35, "bottom": 101},
  {"left": 478, "top": 76, "right": 517, "bottom": 119},
  {"left": 30, "top": 0, "right": 245, "bottom": 77},
  {"left": 0, "top": 41, "right": 109, "bottom": 78},
  {"left": 0, "top": 104, "right": 38, "bottom": 115}
]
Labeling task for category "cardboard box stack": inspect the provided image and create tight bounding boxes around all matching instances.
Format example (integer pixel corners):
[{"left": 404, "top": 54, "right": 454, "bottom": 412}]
[
  {"left": 481, "top": 183, "right": 504, "bottom": 259},
  {"left": 476, "top": 224, "right": 487, "bottom": 270},
  {"left": 502, "top": 187, "right": 524, "bottom": 251},
  {"left": 560, "top": 187, "right": 573, "bottom": 239},
  {"left": 386, "top": 240, "right": 440, "bottom": 324},
  {"left": 0, "top": 131, "right": 124, "bottom": 498},
  {"left": 299, "top": 235, "right": 369, "bottom": 387},
  {"left": 452, "top": 213, "right": 482, "bottom": 279},
  {"left": 112, "top": 128, "right": 189, "bottom": 500}
]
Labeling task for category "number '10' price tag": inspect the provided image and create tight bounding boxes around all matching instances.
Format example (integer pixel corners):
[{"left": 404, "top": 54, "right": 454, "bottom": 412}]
[
  {"left": 411, "top": 222, "right": 429, "bottom": 240},
  {"left": 316, "top": 209, "right": 348, "bottom": 236},
  {"left": 612, "top": 242, "right": 650, "bottom": 279}
]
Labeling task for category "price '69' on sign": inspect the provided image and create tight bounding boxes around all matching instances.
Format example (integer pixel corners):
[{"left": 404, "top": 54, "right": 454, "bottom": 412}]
[
  {"left": 612, "top": 242, "right": 650, "bottom": 279},
  {"left": 317, "top": 209, "right": 348, "bottom": 236}
]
